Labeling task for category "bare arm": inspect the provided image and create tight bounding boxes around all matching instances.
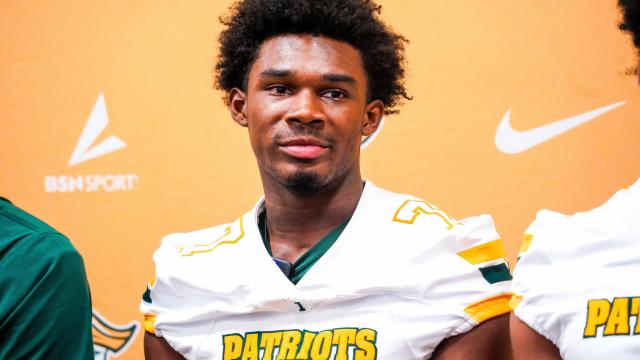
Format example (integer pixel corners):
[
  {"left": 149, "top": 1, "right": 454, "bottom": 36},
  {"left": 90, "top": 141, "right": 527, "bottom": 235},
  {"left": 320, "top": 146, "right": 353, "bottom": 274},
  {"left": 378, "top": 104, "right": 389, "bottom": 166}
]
[
  {"left": 509, "top": 313, "right": 561, "bottom": 360},
  {"left": 144, "top": 332, "right": 186, "bottom": 360},
  {"left": 431, "top": 313, "right": 511, "bottom": 360}
]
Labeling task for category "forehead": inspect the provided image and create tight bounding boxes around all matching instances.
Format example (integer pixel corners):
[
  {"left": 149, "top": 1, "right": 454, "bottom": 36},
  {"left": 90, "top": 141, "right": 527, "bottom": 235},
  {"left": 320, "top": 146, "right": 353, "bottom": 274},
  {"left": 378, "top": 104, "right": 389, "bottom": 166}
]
[{"left": 249, "top": 34, "right": 367, "bottom": 82}]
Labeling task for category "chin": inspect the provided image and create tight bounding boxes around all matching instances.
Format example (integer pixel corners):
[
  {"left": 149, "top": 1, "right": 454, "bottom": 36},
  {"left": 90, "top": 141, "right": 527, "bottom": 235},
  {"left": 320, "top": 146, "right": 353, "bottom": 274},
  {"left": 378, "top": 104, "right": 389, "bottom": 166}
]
[
  {"left": 284, "top": 171, "right": 325, "bottom": 196},
  {"left": 263, "top": 161, "right": 349, "bottom": 196}
]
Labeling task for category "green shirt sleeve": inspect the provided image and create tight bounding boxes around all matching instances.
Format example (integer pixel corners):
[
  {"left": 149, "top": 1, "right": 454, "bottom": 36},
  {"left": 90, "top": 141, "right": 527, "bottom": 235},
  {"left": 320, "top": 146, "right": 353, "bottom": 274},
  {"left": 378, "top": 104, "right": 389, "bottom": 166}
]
[{"left": 0, "top": 232, "right": 94, "bottom": 359}]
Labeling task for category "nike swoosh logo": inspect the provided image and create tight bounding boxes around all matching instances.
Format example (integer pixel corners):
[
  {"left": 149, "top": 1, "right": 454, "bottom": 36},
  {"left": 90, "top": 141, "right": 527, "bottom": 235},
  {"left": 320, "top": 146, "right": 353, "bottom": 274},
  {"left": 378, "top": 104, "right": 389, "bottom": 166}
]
[
  {"left": 68, "top": 93, "right": 126, "bottom": 166},
  {"left": 495, "top": 101, "right": 626, "bottom": 154}
]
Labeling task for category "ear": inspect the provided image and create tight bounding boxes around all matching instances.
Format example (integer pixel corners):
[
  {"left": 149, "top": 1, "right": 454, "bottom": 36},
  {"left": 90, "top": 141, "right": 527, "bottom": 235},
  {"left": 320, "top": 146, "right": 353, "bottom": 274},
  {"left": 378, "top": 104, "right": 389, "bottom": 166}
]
[
  {"left": 229, "top": 88, "right": 248, "bottom": 127},
  {"left": 362, "top": 99, "right": 385, "bottom": 136}
]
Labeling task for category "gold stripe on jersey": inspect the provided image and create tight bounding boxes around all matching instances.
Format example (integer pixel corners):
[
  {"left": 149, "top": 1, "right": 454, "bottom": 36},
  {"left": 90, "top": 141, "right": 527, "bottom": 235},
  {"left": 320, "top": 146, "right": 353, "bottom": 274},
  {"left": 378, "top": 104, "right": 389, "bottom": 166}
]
[
  {"left": 519, "top": 233, "right": 533, "bottom": 252},
  {"left": 508, "top": 294, "right": 523, "bottom": 310},
  {"left": 464, "top": 293, "right": 513, "bottom": 323},
  {"left": 456, "top": 239, "right": 507, "bottom": 265},
  {"left": 392, "top": 199, "right": 457, "bottom": 229},
  {"left": 180, "top": 217, "right": 245, "bottom": 256},
  {"left": 143, "top": 313, "right": 157, "bottom": 334},
  {"left": 633, "top": 297, "right": 640, "bottom": 334}
]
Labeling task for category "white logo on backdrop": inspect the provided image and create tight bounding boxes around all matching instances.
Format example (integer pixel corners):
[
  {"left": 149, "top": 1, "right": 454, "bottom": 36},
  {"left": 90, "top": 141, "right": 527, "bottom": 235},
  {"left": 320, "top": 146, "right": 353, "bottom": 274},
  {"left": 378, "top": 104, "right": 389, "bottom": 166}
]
[
  {"left": 44, "top": 93, "right": 140, "bottom": 193},
  {"left": 495, "top": 101, "right": 626, "bottom": 154},
  {"left": 69, "top": 93, "right": 126, "bottom": 166}
]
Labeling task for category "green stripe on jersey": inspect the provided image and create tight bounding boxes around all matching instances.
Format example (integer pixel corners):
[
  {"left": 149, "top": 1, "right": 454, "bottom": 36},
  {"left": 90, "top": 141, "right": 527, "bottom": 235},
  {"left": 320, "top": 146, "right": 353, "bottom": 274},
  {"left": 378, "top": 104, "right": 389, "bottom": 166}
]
[{"left": 479, "top": 263, "right": 512, "bottom": 284}]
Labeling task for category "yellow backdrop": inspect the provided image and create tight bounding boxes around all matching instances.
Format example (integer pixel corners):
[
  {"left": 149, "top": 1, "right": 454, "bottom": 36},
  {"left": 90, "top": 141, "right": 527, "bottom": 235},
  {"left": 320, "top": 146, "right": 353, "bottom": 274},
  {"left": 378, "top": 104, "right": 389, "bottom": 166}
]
[{"left": 1, "top": 1, "right": 638, "bottom": 358}]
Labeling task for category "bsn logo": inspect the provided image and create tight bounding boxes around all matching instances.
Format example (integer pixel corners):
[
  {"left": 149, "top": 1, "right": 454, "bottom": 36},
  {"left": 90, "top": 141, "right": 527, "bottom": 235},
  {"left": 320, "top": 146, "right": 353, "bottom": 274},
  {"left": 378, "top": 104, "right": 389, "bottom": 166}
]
[{"left": 44, "top": 93, "right": 140, "bottom": 193}]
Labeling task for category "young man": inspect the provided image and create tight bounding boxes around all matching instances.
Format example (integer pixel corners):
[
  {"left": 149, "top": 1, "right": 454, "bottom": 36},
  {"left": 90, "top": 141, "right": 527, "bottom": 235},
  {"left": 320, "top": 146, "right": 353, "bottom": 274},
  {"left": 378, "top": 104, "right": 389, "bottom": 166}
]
[
  {"left": 0, "top": 197, "right": 94, "bottom": 359},
  {"left": 509, "top": 2, "right": 640, "bottom": 359},
  {"left": 141, "top": 0, "right": 512, "bottom": 358}
]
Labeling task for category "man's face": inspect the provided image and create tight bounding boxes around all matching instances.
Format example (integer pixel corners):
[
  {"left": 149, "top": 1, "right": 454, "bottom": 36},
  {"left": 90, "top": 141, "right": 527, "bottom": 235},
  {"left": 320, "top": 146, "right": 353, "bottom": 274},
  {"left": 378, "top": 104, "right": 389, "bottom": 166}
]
[{"left": 229, "top": 34, "right": 383, "bottom": 195}]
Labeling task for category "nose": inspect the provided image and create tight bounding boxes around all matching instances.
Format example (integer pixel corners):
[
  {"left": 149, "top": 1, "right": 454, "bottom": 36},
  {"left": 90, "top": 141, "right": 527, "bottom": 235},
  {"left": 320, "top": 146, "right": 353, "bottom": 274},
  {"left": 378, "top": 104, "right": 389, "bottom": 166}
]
[{"left": 284, "top": 89, "right": 326, "bottom": 128}]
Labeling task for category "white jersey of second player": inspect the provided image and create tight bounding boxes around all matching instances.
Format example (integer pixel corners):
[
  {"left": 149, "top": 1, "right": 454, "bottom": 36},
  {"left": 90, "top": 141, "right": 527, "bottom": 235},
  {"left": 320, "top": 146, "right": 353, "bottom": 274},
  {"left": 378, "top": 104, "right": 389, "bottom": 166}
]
[
  {"left": 141, "top": 181, "right": 512, "bottom": 359},
  {"left": 511, "top": 177, "right": 640, "bottom": 360}
]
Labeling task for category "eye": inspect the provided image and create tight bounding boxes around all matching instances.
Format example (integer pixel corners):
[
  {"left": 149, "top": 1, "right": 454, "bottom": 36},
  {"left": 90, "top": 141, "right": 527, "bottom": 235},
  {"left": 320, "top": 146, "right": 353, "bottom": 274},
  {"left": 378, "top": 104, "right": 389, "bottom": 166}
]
[
  {"left": 267, "top": 85, "right": 292, "bottom": 95},
  {"left": 322, "top": 90, "right": 347, "bottom": 99}
]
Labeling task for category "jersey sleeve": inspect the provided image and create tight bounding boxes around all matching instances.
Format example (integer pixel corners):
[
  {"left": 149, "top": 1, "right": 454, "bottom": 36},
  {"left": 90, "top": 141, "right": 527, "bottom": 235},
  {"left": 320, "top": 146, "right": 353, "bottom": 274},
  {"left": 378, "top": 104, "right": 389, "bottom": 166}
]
[
  {"left": 428, "top": 214, "right": 513, "bottom": 337},
  {"left": 510, "top": 177, "right": 640, "bottom": 346},
  {"left": 140, "top": 229, "right": 228, "bottom": 358},
  {"left": 140, "top": 232, "right": 178, "bottom": 337},
  {"left": 509, "top": 210, "right": 575, "bottom": 346}
]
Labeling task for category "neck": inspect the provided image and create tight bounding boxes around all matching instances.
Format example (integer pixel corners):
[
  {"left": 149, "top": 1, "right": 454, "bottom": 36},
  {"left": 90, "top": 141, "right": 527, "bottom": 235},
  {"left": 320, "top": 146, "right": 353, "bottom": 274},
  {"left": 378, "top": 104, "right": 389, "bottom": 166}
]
[{"left": 259, "top": 169, "right": 364, "bottom": 261}]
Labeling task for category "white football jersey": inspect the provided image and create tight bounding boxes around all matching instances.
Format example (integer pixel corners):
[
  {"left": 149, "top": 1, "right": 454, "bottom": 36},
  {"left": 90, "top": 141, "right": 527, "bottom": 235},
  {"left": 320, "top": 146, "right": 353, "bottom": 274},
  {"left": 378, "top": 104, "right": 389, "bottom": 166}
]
[
  {"left": 511, "top": 178, "right": 640, "bottom": 360},
  {"left": 141, "top": 181, "right": 511, "bottom": 359}
]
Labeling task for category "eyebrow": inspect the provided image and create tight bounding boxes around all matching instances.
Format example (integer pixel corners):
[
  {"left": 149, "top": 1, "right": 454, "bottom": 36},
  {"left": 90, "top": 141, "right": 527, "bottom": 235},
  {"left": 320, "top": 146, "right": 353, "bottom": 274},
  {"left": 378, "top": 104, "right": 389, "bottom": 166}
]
[
  {"left": 259, "top": 68, "right": 357, "bottom": 84},
  {"left": 260, "top": 69, "right": 291, "bottom": 77},
  {"left": 322, "top": 73, "right": 356, "bottom": 84}
]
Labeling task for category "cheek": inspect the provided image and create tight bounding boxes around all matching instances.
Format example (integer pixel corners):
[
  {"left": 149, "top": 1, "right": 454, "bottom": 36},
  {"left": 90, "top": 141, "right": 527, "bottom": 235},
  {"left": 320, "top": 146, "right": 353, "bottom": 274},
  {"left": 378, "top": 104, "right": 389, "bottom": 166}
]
[
  {"left": 335, "top": 123, "right": 363, "bottom": 158},
  {"left": 341, "top": 116, "right": 366, "bottom": 144},
  {"left": 246, "top": 97, "right": 287, "bottom": 130},
  {"left": 245, "top": 120, "right": 270, "bottom": 154},
  {"left": 245, "top": 128, "right": 262, "bottom": 157},
  {"left": 245, "top": 110, "right": 273, "bottom": 144}
]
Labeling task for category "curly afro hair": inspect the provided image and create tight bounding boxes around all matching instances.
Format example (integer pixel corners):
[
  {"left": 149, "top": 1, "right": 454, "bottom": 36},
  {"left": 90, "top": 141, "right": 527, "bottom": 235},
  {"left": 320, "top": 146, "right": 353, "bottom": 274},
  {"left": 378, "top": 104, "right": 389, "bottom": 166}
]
[
  {"left": 619, "top": 0, "right": 640, "bottom": 51},
  {"left": 215, "top": 0, "right": 410, "bottom": 114}
]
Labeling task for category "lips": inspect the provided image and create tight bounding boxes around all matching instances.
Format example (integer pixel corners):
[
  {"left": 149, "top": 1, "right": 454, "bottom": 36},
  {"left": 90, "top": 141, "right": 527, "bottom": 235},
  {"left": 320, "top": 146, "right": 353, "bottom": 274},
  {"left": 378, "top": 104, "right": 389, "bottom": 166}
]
[{"left": 278, "top": 137, "right": 330, "bottom": 159}]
